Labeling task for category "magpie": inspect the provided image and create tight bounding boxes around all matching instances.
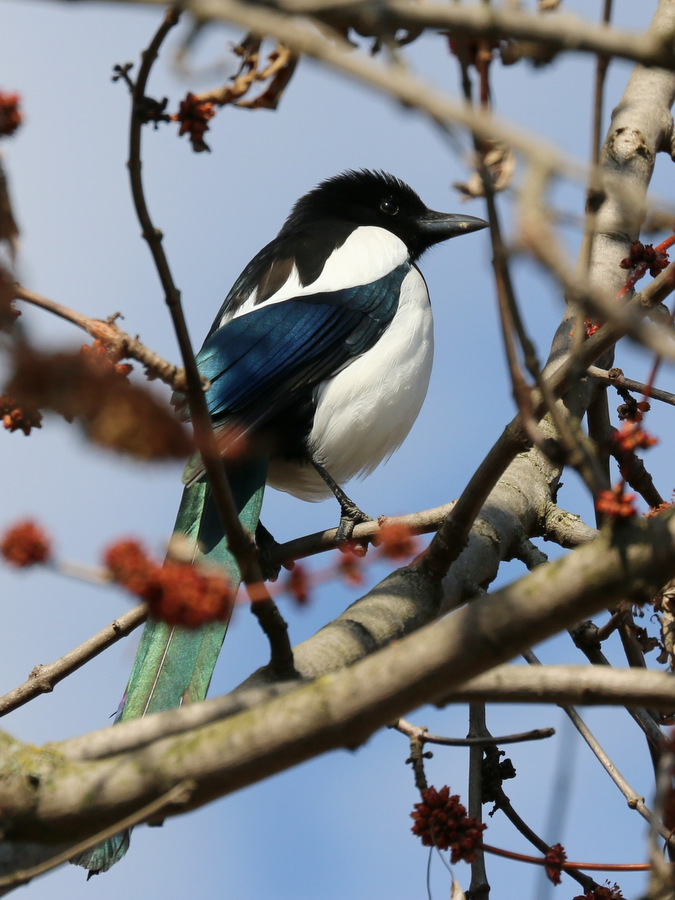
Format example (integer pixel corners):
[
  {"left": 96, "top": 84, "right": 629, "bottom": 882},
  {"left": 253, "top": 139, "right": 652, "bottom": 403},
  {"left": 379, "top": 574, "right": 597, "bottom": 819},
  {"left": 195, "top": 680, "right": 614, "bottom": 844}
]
[
  {"left": 72, "top": 169, "right": 487, "bottom": 875},
  {"left": 186, "top": 168, "right": 487, "bottom": 536}
]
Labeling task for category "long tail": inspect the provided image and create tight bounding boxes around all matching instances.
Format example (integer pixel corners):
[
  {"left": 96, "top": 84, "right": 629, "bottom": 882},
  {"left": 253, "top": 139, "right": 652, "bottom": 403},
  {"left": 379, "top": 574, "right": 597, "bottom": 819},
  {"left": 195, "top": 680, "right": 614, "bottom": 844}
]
[{"left": 71, "top": 459, "right": 267, "bottom": 875}]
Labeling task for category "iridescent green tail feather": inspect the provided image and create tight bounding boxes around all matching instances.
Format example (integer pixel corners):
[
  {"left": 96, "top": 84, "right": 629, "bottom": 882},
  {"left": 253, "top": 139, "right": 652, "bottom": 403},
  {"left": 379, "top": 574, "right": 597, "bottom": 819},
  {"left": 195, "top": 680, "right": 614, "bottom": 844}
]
[{"left": 71, "top": 459, "right": 267, "bottom": 874}]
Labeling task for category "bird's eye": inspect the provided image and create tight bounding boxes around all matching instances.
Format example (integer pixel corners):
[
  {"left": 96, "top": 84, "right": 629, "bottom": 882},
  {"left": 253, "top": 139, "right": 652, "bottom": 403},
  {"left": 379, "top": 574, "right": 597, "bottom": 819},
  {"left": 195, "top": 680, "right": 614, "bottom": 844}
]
[{"left": 380, "top": 197, "right": 399, "bottom": 216}]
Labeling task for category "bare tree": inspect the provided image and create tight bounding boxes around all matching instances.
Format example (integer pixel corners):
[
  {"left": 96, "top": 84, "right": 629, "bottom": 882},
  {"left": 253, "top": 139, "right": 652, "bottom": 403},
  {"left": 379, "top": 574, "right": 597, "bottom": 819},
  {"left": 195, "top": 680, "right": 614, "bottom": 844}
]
[{"left": 2, "top": 2, "right": 675, "bottom": 898}]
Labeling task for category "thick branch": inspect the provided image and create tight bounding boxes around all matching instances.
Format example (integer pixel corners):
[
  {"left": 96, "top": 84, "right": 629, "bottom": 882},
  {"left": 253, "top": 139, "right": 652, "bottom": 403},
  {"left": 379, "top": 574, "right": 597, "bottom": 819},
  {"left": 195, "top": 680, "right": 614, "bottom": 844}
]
[
  {"left": 448, "top": 662, "right": 675, "bottom": 710},
  {"left": 288, "top": 0, "right": 675, "bottom": 72},
  {"left": 2, "top": 512, "right": 675, "bottom": 847},
  {"left": 58, "top": 663, "right": 675, "bottom": 764},
  {"left": 52, "top": 0, "right": 675, "bottom": 72}
]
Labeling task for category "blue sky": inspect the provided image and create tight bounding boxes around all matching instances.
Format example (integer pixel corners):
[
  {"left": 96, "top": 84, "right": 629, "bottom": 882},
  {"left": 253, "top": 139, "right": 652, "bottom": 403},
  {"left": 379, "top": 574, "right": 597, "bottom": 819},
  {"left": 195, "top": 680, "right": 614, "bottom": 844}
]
[{"left": 1, "top": 2, "right": 672, "bottom": 897}]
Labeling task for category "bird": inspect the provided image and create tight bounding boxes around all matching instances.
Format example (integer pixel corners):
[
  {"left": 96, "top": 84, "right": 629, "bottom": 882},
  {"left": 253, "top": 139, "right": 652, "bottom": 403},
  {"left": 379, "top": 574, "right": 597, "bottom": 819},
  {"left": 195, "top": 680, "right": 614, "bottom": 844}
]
[{"left": 72, "top": 169, "right": 487, "bottom": 874}]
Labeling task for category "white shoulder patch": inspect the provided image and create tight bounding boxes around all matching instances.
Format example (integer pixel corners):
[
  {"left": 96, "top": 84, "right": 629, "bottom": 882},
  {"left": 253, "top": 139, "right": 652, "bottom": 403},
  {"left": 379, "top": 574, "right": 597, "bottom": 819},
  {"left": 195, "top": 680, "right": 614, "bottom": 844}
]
[{"left": 310, "top": 226, "right": 409, "bottom": 293}]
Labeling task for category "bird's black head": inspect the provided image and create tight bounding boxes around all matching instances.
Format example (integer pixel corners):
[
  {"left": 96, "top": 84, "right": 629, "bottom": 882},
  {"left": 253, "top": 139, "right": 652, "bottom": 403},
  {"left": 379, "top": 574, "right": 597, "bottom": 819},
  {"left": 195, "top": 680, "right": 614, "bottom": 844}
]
[{"left": 281, "top": 169, "right": 487, "bottom": 260}]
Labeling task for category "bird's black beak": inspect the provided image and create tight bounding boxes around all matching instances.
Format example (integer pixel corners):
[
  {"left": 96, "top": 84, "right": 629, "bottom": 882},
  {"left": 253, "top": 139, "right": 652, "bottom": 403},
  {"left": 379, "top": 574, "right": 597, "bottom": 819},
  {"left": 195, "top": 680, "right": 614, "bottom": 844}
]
[{"left": 418, "top": 210, "right": 489, "bottom": 240}]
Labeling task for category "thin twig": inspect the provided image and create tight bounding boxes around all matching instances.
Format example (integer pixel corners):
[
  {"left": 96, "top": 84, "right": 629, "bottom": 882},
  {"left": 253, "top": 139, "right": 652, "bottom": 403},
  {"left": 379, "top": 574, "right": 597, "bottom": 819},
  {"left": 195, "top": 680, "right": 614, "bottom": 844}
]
[
  {"left": 456, "top": 48, "right": 547, "bottom": 459},
  {"left": 570, "top": 631, "right": 665, "bottom": 750},
  {"left": 480, "top": 729, "right": 595, "bottom": 892},
  {"left": 13, "top": 283, "right": 188, "bottom": 390},
  {"left": 480, "top": 841, "right": 650, "bottom": 872},
  {"left": 524, "top": 650, "right": 675, "bottom": 848},
  {"left": 612, "top": 440, "right": 664, "bottom": 509},
  {"left": 393, "top": 718, "right": 555, "bottom": 747},
  {"left": 585, "top": 382, "right": 613, "bottom": 507},
  {"left": 594, "top": 611, "right": 623, "bottom": 642},
  {"left": 474, "top": 112, "right": 605, "bottom": 497},
  {"left": 247, "top": 598, "right": 298, "bottom": 678},
  {"left": 588, "top": 365, "right": 675, "bottom": 407},
  {"left": 402, "top": 723, "right": 429, "bottom": 792},
  {"left": 417, "top": 422, "right": 528, "bottom": 581},
  {"left": 467, "top": 703, "right": 490, "bottom": 900},
  {"left": 125, "top": 9, "right": 256, "bottom": 576},
  {"left": 591, "top": 0, "right": 613, "bottom": 166},
  {"left": 0, "top": 605, "right": 148, "bottom": 717},
  {"left": 268, "top": 503, "right": 455, "bottom": 564}
]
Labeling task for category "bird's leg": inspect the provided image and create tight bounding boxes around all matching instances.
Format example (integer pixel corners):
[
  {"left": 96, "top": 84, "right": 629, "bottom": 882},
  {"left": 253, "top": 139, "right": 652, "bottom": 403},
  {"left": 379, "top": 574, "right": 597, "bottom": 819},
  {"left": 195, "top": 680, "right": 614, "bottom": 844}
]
[{"left": 310, "top": 459, "right": 373, "bottom": 541}]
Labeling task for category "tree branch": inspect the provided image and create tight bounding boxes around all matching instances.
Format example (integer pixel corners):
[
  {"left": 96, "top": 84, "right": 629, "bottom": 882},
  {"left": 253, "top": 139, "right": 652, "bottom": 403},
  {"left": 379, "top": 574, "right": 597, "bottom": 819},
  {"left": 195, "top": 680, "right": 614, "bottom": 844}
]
[
  {"left": 0, "top": 605, "right": 147, "bottom": 718},
  {"left": 13, "top": 283, "right": 189, "bottom": 390},
  {"left": 3, "top": 511, "right": 675, "bottom": 849},
  {"left": 588, "top": 364, "right": 675, "bottom": 407},
  {"left": 48, "top": 0, "right": 675, "bottom": 73},
  {"left": 523, "top": 650, "right": 673, "bottom": 849}
]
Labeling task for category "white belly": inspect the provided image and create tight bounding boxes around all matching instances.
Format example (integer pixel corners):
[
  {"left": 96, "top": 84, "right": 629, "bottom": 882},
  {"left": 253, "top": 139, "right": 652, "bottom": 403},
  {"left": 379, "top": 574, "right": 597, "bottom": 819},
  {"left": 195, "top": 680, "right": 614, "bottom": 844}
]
[{"left": 267, "top": 266, "right": 433, "bottom": 500}]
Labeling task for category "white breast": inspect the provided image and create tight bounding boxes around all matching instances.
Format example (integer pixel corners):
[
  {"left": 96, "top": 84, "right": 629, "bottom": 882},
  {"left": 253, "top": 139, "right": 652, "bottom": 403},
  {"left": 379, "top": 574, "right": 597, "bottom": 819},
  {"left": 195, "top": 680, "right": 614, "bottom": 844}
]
[{"left": 267, "top": 265, "right": 434, "bottom": 500}]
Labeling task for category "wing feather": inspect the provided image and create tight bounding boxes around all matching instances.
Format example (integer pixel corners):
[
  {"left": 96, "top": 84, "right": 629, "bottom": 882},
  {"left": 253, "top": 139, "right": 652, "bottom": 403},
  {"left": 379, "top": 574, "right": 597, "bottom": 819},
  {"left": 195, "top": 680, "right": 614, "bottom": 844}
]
[{"left": 196, "top": 263, "right": 410, "bottom": 429}]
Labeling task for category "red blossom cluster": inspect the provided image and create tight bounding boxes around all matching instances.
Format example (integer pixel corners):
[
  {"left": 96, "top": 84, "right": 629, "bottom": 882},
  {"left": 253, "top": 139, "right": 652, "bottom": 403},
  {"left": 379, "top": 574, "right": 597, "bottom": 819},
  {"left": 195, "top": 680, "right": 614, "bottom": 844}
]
[
  {"left": 645, "top": 500, "right": 674, "bottom": 518},
  {"left": 81, "top": 339, "right": 133, "bottom": 379},
  {"left": 5, "top": 347, "right": 191, "bottom": 459},
  {"left": 584, "top": 317, "right": 601, "bottom": 337},
  {"left": 284, "top": 562, "right": 310, "bottom": 606},
  {"left": 568, "top": 317, "right": 601, "bottom": 339},
  {"left": 573, "top": 882, "right": 624, "bottom": 900},
  {"left": 595, "top": 484, "right": 637, "bottom": 519},
  {"left": 617, "top": 398, "right": 649, "bottom": 423},
  {"left": 410, "top": 785, "right": 486, "bottom": 863},
  {"left": 376, "top": 522, "right": 419, "bottom": 559},
  {"left": 612, "top": 421, "right": 658, "bottom": 454},
  {"left": 104, "top": 539, "right": 153, "bottom": 594},
  {"left": 336, "top": 544, "right": 365, "bottom": 587},
  {"left": 173, "top": 92, "right": 216, "bottom": 153},
  {"left": 103, "top": 539, "right": 233, "bottom": 628},
  {"left": 544, "top": 842, "right": 567, "bottom": 885},
  {"left": 0, "top": 394, "right": 42, "bottom": 434},
  {"left": 620, "top": 240, "right": 670, "bottom": 279},
  {"left": 0, "top": 92, "right": 22, "bottom": 138},
  {"left": 0, "top": 520, "right": 51, "bottom": 567},
  {"left": 339, "top": 540, "right": 367, "bottom": 559}
]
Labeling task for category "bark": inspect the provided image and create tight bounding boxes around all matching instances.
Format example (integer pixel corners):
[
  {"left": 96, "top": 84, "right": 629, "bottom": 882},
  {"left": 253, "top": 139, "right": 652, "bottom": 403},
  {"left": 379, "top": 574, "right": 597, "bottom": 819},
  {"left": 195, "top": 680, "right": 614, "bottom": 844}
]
[{"left": 1, "top": 511, "right": 675, "bottom": 850}]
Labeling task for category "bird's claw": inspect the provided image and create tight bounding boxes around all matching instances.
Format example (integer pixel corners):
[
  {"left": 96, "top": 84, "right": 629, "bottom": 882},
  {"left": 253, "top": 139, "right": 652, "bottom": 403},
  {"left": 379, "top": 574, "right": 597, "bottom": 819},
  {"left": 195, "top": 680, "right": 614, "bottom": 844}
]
[
  {"left": 255, "top": 521, "right": 283, "bottom": 581},
  {"left": 335, "top": 502, "right": 373, "bottom": 543}
]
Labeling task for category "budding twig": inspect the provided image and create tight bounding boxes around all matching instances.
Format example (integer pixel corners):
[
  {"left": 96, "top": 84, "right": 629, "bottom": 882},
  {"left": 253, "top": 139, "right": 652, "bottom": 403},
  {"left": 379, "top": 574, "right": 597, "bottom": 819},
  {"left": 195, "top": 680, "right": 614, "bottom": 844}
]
[{"left": 12, "top": 283, "right": 189, "bottom": 391}]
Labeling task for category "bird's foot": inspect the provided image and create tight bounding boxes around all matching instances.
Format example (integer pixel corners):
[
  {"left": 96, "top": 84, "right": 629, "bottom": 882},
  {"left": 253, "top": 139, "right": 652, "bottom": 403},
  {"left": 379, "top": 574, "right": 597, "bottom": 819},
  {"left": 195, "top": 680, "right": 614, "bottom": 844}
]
[
  {"left": 335, "top": 500, "right": 373, "bottom": 543},
  {"left": 255, "top": 521, "right": 283, "bottom": 581}
]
